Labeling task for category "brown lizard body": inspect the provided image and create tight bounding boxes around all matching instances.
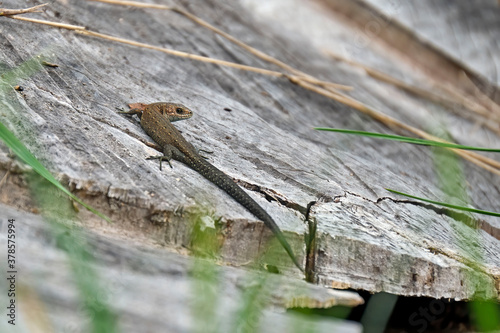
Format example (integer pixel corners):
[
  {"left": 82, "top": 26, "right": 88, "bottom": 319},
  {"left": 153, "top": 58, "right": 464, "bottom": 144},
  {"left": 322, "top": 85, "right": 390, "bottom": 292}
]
[{"left": 121, "top": 102, "right": 302, "bottom": 272}]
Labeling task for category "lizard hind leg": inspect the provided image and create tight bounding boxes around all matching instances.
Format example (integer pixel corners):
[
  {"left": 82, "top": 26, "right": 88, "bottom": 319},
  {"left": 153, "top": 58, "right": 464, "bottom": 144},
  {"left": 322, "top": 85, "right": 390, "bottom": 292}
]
[
  {"left": 146, "top": 145, "right": 181, "bottom": 170},
  {"left": 197, "top": 148, "right": 214, "bottom": 160},
  {"left": 146, "top": 155, "right": 172, "bottom": 170}
]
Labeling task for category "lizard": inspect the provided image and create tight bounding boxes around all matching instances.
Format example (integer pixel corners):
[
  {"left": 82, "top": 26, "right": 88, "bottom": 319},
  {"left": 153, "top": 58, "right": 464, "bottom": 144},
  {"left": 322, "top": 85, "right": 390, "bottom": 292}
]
[{"left": 119, "top": 102, "right": 303, "bottom": 272}]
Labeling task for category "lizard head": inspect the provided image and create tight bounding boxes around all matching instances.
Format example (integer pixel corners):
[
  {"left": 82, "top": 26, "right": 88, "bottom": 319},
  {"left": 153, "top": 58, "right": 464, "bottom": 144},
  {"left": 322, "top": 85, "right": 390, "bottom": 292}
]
[{"left": 160, "top": 103, "right": 193, "bottom": 122}]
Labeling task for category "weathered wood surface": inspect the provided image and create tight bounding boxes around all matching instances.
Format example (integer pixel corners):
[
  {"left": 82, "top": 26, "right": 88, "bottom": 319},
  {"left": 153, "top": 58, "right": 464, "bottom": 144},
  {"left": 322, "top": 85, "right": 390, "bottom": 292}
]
[
  {"left": 365, "top": 0, "right": 500, "bottom": 86},
  {"left": 0, "top": 203, "right": 363, "bottom": 332},
  {"left": 0, "top": 1, "right": 499, "bottom": 325}
]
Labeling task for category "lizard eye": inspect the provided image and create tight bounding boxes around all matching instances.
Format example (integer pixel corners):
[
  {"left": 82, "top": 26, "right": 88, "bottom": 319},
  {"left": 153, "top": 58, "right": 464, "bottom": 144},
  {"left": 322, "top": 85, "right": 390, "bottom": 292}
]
[{"left": 176, "top": 108, "right": 184, "bottom": 114}]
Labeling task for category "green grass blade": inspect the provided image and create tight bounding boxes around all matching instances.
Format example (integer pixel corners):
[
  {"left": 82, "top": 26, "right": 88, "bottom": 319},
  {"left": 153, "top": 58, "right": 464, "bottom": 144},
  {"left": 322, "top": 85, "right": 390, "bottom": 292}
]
[
  {"left": 314, "top": 128, "right": 500, "bottom": 152},
  {"left": 53, "top": 222, "right": 118, "bottom": 333},
  {"left": 360, "top": 293, "right": 398, "bottom": 333},
  {"left": 470, "top": 301, "right": 500, "bottom": 331},
  {"left": 29, "top": 175, "right": 117, "bottom": 332},
  {"left": 386, "top": 189, "right": 500, "bottom": 217},
  {"left": 429, "top": 130, "right": 499, "bottom": 328},
  {"left": 0, "top": 120, "right": 111, "bottom": 222},
  {"left": 0, "top": 55, "right": 45, "bottom": 91}
]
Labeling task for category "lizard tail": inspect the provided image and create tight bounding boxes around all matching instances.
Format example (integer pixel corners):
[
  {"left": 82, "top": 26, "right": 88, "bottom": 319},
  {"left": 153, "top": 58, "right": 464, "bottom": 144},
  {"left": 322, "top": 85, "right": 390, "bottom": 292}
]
[{"left": 184, "top": 157, "right": 303, "bottom": 272}]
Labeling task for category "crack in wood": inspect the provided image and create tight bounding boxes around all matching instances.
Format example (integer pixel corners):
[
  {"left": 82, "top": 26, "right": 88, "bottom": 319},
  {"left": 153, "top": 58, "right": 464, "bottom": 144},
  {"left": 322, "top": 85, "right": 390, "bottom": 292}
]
[
  {"left": 305, "top": 200, "right": 317, "bottom": 283},
  {"left": 234, "top": 178, "right": 309, "bottom": 215},
  {"left": 378, "top": 196, "right": 500, "bottom": 241}
]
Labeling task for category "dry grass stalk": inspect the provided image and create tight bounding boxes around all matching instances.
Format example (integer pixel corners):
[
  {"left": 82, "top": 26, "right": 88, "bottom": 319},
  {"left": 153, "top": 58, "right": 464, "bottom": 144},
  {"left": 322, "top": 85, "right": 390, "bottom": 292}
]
[
  {"left": 0, "top": 3, "right": 47, "bottom": 16},
  {"left": 328, "top": 51, "right": 500, "bottom": 125},
  {"left": 289, "top": 77, "right": 500, "bottom": 176},
  {"left": 88, "top": 0, "right": 352, "bottom": 92},
  {"left": 5, "top": 2, "right": 500, "bottom": 176},
  {"left": 10, "top": 16, "right": 296, "bottom": 79}
]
